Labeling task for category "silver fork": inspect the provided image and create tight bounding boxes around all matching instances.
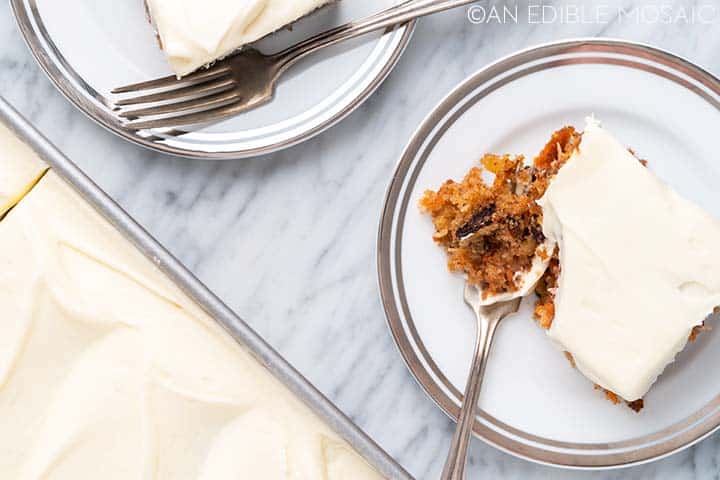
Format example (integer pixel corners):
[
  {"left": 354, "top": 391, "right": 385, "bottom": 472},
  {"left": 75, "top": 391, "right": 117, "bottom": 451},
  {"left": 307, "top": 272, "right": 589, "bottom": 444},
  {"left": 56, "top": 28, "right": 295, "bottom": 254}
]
[
  {"left": 112, "top": 0, "right": 476, "bottom": 130},
  {"left": 441, "top": 284, "right": 521, "bottom": 480}
]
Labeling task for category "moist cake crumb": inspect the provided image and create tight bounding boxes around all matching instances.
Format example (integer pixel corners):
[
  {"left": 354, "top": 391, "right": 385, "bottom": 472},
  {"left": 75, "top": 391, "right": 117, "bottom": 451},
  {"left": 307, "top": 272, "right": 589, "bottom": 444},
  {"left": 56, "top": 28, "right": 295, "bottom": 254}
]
[{"left": 419, "top": 127, "right": 580, "bottom": 299}]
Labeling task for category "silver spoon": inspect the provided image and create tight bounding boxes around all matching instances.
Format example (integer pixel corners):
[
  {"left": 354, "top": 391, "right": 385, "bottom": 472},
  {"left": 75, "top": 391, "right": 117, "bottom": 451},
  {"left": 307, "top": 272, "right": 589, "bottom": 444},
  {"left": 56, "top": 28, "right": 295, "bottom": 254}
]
[{"left": 441, "top": 244, "right": 553, "bottom": 480}]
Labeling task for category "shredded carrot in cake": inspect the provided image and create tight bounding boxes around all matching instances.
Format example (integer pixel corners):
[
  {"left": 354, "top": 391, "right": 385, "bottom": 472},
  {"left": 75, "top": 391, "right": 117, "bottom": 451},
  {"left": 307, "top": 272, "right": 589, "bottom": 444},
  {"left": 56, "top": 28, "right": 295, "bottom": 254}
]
[
  {"left": 689, "top": 323, "right": 712, "bottom": 342},
  {"left": 419, "top": 155, "right": 542, "bottom": 297},
  {"left": 593, "top": 385, "right": 644, "bottom": 412},
  {"left": 533, "top": 253, "right": 559, "bottom": 329},
  {"left": 419, "top": 128, "right": 581, "bottom": 299}
]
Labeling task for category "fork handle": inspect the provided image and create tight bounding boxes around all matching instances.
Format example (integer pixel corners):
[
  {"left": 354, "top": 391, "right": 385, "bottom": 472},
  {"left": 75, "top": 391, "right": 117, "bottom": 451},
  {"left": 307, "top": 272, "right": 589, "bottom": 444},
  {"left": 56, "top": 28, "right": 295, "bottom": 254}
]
[
  {"left": 274, "top": 0, "right": 476, "bottom": 70},
  {"left": 441, "top": 306, "right": 502, "bottom": 480}
]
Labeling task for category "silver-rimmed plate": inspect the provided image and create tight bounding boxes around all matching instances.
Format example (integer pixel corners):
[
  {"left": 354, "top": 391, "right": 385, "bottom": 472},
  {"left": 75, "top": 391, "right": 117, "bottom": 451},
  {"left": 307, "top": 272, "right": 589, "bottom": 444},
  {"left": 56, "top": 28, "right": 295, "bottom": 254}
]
[
  {"left": 11, "top": 0, "right": 413, "bottom": 159},
  {"left": 378, "top": 38, "right": 720, "bottom": 469}
]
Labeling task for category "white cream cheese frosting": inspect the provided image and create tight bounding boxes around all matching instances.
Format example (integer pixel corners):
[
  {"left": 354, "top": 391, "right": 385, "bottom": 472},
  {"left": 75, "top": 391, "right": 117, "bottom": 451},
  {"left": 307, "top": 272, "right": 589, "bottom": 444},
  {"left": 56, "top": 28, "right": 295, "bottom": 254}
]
[
  {"left": 146, "top": 0, "right": 333, "bottom": 77},
  {"left": 0, "top": 123, "right": 47, "bottom": 217},
  {"left": 0, "top": 171, "right": 382, "bottom": 479},
  {"left": 538, "top": 118, "right": 720, "bottom": 402}
]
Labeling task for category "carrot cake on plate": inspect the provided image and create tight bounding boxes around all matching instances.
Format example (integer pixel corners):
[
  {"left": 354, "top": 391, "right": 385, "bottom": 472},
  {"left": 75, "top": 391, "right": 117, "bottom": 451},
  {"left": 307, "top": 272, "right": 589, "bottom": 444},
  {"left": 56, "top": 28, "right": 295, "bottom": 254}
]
[
  {"left": 145, "top": 0, "right": 335, "bottom": 77},
  {"left": 421, "top": 117, "right": 720, "bottom": 410}
]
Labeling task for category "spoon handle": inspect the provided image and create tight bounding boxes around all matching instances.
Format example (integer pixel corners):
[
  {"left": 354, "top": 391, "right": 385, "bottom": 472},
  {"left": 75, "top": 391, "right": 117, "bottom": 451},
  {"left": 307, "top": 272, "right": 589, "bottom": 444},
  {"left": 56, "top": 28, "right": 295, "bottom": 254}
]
[{"left": 441, "top": 306, "right": 510, "bottom": 480}]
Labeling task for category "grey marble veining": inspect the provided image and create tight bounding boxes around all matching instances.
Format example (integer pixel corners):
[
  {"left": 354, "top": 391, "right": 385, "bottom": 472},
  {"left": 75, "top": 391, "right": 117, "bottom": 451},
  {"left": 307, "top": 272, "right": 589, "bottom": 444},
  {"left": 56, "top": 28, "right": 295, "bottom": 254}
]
[{"left": 2, "top": 1, "right": 720, "bottom": 478}]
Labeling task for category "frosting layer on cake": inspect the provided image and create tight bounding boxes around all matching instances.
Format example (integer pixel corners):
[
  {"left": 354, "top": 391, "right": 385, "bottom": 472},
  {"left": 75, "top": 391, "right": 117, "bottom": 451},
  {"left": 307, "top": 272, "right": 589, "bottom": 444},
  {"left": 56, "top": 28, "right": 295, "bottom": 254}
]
[
  {"left": 0, "top": 123, "right": 47, "bottom": 217},
  {"left": 0, "top": 172, "right": 381, "bottom": 477},
  {"left": 539, "top": 118, "right": 720, "bottom": 401},
  {"left": 146, "top": 0, "right": 333, "bottom": 76}
]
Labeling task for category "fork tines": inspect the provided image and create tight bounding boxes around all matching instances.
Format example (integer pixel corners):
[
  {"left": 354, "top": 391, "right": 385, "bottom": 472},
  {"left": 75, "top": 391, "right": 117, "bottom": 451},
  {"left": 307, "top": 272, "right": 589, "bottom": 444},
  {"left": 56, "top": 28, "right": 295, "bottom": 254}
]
[{"left": 112, "top": 65, "right": 240, "bottom": 130}]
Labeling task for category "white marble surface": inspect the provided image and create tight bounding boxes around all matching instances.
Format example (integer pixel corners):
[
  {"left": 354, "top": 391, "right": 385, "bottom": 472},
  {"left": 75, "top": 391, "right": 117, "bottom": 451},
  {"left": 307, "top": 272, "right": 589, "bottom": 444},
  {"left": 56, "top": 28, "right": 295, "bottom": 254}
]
[{"left": 2, "top": 1, "right": 720, "bottom": 478}]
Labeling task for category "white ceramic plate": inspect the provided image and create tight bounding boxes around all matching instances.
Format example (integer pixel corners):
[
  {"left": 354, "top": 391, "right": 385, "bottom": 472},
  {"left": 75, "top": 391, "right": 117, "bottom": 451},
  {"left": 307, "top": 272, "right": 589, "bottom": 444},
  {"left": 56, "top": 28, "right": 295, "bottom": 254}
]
[
  {"left": 11, "top": 0, "right": 413, "bottom": 159},
  {"left": 378, "top": 39, "right": 720, "bottom": 468}
]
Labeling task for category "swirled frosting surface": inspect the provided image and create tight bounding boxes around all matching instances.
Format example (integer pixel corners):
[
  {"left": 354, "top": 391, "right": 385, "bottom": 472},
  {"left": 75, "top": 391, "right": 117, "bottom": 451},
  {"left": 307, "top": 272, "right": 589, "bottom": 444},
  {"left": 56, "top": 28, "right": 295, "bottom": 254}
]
[{"left": 0, "top": 170, "right": 382, "bottom": 479}]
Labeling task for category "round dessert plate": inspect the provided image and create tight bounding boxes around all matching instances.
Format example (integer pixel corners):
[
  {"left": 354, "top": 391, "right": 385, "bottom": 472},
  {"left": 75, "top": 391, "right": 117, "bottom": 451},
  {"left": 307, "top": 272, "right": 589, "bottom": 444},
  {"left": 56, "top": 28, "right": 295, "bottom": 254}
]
[
  {"left": 11, "top": 0, "right": 413, "bottom": 159},
  {"left": 378, "top": 39, "right": 720, "bottom": 468}
]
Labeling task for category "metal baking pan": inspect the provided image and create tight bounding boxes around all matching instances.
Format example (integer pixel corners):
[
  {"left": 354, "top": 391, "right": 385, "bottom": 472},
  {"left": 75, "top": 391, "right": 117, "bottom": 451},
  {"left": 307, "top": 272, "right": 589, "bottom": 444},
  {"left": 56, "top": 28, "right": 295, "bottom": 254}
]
[{"left": 0, "top": 96, "right": 412, "bottom": 480}]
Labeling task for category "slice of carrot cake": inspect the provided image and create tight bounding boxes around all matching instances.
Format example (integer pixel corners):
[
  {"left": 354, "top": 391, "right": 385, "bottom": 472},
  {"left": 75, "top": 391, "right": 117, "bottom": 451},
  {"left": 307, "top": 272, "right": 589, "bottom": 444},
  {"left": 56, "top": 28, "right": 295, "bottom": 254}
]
[
  {"left": 145, "top": 0, "right": 335, "bottom": 77},
  {"left": 538, "top": 117, "right": 720, "bottom": 404},
  {"left": 421, "top": 117, "right": 720, "bottom": 409}
]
